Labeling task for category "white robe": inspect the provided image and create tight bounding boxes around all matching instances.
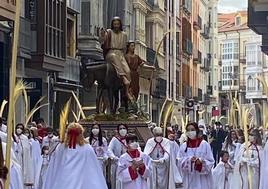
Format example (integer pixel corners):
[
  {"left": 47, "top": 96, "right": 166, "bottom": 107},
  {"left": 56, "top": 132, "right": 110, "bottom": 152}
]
[
  {"left": 233, "top": 143, "right": 262, "bottom": 189},
  {"left": 108, "top": 137, "right": 127, "bottom": 189},
  {"left": 30, "top": 138, "right": 42, "bottom": 189},
  {"left": 0, "top": 124, "right": 7, "bottom": 133},
  {"left": 117, "top": 151, "right": 151, "bottom": 189},
  {"left": 38, "top": 155, "right": 49, "bottom": 189},
  {"left": 87, "top": 137, "right": 108, "bottom": 176},
  {"left": 169, "top": 140, "right": 183, "bottom": 184},
  {"left": 212, "top": 161, "right": 233, "bottom": 189},
  {"left": 178, "top": 140, "right": 214, "bottom": 189},
  {"left": 42, "top": 143, "right": 108, "bottom": 189},
  {"left": 14, "top": 134, "right": 34, "bottom": 187},
  {"left": 144, "top": 138, "right": 175, "bottom": 189},
  {"left": 1, "top": 142, "right": 24, "bottom": 189},
  {"left": 260, "top": 141, "right": 268, "bottom": 189}
]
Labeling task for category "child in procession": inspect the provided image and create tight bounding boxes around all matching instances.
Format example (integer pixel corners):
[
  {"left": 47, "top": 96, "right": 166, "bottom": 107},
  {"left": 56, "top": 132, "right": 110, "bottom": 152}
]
[{"left": 212, "top": 150, "right": 234, "bottom": 189}]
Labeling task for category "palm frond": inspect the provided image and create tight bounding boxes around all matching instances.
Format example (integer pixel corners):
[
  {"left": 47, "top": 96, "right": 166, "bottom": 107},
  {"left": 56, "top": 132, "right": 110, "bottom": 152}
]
[
  {"left": 0, "top": 100, "right": 8, "bottom": 117},
  {"left": 59, "top": 98, "right": 72, "bottom": 142},
  {"left": 72, "top": 91, "right": 86, "bottom": 119},
  {"left": 25, "top": 103, "right": 49, "bottom": 127}
]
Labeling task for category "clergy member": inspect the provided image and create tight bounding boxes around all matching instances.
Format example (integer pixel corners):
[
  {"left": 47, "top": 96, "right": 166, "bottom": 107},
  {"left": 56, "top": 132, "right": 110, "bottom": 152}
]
[
  {"left": 108, "top": 124, "right": 128, "bottom": 189},
  {"left": 177, "top": 122, "right": 214, "bottom": 189},
  {"left": 144, "top": 127, "right": 174, "bottom": 189},
  {"left": 117, "top": 134, "right": 151, "bottom": 189},
  {"left": 42, "top": 122, "right": 108, "bottom": 189}
]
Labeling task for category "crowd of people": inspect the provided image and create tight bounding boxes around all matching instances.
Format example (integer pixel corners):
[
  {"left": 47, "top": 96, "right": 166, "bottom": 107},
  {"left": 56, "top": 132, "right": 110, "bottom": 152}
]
[{"left": 0, "top": 116, "right": 268, "bottom": 189}]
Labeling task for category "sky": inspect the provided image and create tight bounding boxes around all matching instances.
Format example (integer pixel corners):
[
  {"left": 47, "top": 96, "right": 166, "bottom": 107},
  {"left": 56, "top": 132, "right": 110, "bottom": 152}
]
[{"left": 218, "top": 0, "right": 247, "bottom": 13}]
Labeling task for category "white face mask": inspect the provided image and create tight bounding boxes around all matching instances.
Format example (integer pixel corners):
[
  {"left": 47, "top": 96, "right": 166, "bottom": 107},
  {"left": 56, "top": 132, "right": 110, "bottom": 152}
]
[
  {"left": 44, "top": 150, "right": 49, "bottom": 155},
  {"left": 129, "top": 142, "right": 139, "bottom": 149},
  {"left": 186, "top": 131, "right": 197, "bottom": 139},
  {"left": 249, "top": 135, "right": 255, "bottom": 143},
  {"left": 16, "top": 128, "right": 23, "bottom": 135},
  {"left": 119, "top": 129, "right": 127, "bottom": 137},
  {"left": 155, "top": 136, "right": 163, "bottom": 143},
  {"left": 25, "top": 133, "right": 30, "bottom": 137},
  {"left": 92, "top": 128, "right": 99, "bottom": 136},
  {"left": 48, "top": 134, "right": 53, "bottom": 138}
]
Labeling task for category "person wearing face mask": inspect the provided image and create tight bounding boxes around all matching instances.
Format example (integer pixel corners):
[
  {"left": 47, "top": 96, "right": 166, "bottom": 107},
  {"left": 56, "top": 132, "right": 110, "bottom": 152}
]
[
  {"left": 108, "top": 124, "right": 128, "bottom": 189},
  {"left": 42, "top": 127, "right": 59, "bottom": 151},
  {"left": 87, "top": 123, "right": 108, "bottom": 176},
  {"left": 233, "top": 129, "right": 263, "bottom": 189},
  {"left": 144, "top": 127, "right": 174, "bottom": 189},
  {"left": 177, "top": 122, "right": 214, "bottom": 189},
  {"left": 117, "top": 134, "right": 151, "bottom": 189},
  {"left": 14, "top": 123, "right": 34, "bottom": 189},
  {"left": 38, "top": 146, "right": 50, "bottom": 189}
]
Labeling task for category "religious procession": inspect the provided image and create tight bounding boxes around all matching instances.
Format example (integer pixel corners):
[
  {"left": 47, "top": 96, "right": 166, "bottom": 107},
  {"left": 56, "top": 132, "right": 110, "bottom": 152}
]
[{"left": 1, "top": 0, "right": 268, "bottom": 189}]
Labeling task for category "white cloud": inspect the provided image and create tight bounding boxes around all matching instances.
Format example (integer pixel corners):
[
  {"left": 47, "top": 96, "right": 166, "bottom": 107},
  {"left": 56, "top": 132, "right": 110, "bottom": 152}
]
[{"left": 218, "top": 0, "right": 247, "bottom": 13}]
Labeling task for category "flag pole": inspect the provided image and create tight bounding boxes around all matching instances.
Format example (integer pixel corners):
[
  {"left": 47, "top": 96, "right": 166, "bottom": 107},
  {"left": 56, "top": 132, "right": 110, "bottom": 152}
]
[{"left": 5, "top": 0, "right": 21, "bottom": 188}]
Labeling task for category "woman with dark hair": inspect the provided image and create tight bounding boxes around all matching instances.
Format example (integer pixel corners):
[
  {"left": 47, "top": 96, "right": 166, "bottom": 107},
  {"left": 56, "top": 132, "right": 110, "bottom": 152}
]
[
  {"left": 108, "top": 124, "right": 128, "bottom": 189},
  {"left": 88, "top": 123, "right": 108, "bottom": 176},
  {"left": 222, "top": 130, "right": 238, "bottom": 166},
  {"left": 177, "top": 122, "right": 214, "bottom": 189},
  {"left": 234, "top": 129, "right": 263, "bottom": 189}
]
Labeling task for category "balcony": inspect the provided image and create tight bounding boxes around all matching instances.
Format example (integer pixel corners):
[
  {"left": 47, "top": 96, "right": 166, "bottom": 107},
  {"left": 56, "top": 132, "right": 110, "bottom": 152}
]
[
  {"left": 146, "top": 47, "right": 157, "bottom": 66},
  {"left": 193, "top": 16, "right": 202, "bottom": 30},
  {"left": 59, "top": 57, "right": 80, "bottom": 82},
  {"left": 201, "top": 58, "right": 210, "bottom": 72},
  {"left": 0, "top": 0, "right": 16, "bottom": 21},
  {"left": 201, "top": 24, "right": 210, "bottom": 39},
  {"left": 183, "top": 39, "right": 193, "bottom": 55},
  {"left": 67, "top": 0, "right": 80, "bottom": 13},
  {"left": 193, "top": 50, "right": 202, "bottom": 64},
  {"left": 153, "top": 78, "right": 167, "bottom": 98}
]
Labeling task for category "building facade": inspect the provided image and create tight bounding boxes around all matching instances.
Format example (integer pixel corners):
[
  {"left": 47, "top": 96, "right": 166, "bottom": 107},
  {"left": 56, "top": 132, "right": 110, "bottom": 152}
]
[
  {"left": 218, "top": 10, "right": 268, "bottom": 125},
  {"left": 13, "top": 0, "right": 81, "bottom": 127}
]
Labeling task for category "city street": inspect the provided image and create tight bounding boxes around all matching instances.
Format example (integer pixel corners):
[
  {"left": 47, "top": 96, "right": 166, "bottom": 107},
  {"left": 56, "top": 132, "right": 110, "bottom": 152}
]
[{"left": 0, "top": 0, "right": 268, "bottom": 189}]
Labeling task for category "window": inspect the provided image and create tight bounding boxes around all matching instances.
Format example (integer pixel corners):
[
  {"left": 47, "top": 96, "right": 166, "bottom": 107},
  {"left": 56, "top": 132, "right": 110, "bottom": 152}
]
[
  {"left": 222, "top": 41, "right": 239, "bottom": 60},
  {"left": 67, "top": 18, "right": 75, "bottom": 57},
  {"left": 236, "top": 17, "right": 241, "bottom": 26}
]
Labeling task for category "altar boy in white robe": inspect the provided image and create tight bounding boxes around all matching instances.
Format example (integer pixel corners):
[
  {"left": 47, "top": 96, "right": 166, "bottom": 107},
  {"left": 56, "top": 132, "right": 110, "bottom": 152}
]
[
  {"left": 177, "top": 122, "right": 214, "bottom": 189},
  {"left": 42, "top": 122, "right": 108, "bottom": 189},
  {"left": 212, "top": 150, "right": 233, "bottom": 189},
  {"left": 108, "top": 124, "right": 128, "bottom": 189},
  {"left": 144, "top": 127, "right": 175, "bottom": 189},
  {"left": 14, "top": 123, "right": 34, "bottom": 189},
  {"left": 117, "top": 134, "right": 151, "bottom": 189}
]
